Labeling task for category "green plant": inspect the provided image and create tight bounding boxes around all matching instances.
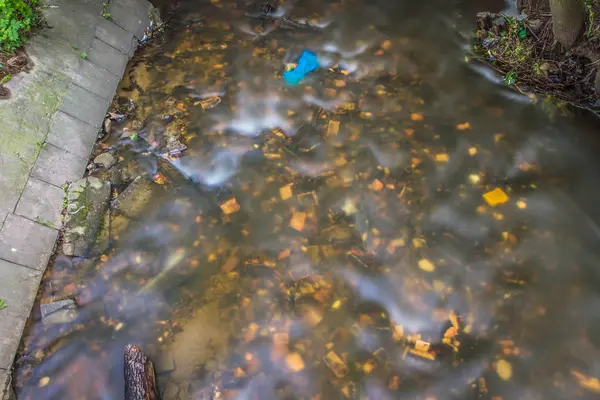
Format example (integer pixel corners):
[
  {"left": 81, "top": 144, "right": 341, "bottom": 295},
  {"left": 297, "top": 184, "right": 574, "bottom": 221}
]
[
  {"left": 0, "top": 299, "right": 7, "bottom": 310},
  {"left": 585, "top": 0, "right": 595, "bottom": 39},
  {"left": 0, "top": 0, "right": 40, "bottom": 52},
  {"left": 505, "top": 70, "right": 517, "bottom": 85},
  {"left": 0, "top": 73, "right": 11, "bottom": 84},
  {"left": 101, "top": 2, "right": 111, "bottom": 19},
  {"left": 80, "top": 52, "right": 87, "bottom": 59}
]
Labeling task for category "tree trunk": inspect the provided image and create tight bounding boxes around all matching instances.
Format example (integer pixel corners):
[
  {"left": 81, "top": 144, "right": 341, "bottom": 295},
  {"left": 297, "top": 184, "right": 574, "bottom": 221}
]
[
  {"left": 124, "top": 345, "right": 159, "bottom": 400},
  {"left": 549, "top": 0, "right": 586, "bottom": 49}
]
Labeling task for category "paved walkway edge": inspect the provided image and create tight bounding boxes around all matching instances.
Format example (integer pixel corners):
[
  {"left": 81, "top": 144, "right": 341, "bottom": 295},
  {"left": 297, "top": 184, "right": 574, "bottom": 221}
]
[{"left": 0, "top": 0, "right": 157, "bottom": 397}]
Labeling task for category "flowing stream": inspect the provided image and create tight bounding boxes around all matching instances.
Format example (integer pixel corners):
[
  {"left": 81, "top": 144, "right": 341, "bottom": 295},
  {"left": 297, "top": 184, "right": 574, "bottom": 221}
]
[{"left": 12, "top": 0, "right": 600, "bottom": 399}]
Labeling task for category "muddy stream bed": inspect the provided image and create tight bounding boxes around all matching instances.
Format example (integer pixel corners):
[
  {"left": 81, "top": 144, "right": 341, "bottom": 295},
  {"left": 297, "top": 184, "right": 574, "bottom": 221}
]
[{"left": 11, "top": 0, "right": 600, "bottom": 399}]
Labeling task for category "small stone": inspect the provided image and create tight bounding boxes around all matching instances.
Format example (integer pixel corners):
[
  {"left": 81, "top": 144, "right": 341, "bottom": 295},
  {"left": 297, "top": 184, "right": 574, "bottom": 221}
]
[
  {"left": 94, "top": 152, "right": 116, "bottom": 168},
  {"left": 162, "top": 382, "right": 181, "bottom": 400},
  {"left": 103, "top": 117, "right": 112, "bottom": 134},
  {"left": 204, "top": 358, "right": 218, "bottom": 372},
  {"left": 41, "top": 300, "right": 78, "bottom": 325}
]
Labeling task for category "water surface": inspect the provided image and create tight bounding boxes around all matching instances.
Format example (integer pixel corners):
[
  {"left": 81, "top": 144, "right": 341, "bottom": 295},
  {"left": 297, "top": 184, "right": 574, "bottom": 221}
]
[{"left": 14, "top": 0, "right": 600, "bottom": 399}]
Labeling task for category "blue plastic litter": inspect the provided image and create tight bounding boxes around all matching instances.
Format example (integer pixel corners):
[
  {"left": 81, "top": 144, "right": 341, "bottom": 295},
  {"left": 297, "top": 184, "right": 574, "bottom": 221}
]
[{"left": 283, "top": 50, "right": 320, "bottom": 85}]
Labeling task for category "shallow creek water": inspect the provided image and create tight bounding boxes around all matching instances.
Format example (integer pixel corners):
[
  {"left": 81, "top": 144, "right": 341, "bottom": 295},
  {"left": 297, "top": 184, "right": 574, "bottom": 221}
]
[{"left": 12, "top": 0, "right": 600, "bottom": 399}]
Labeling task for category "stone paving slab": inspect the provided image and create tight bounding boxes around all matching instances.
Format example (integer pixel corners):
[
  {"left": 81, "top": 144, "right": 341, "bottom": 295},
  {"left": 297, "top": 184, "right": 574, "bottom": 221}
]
[
  {"left": 108, "top": 0, "right": 153, "bottom": 39},
  {"left": 95, "top": 18, "right": 136, "bottom": 55},
  {"left": 73, "top": 59, "right": 120, "bottom": 101},
  {"left": 31, "top": 143, "right": 88, "bottom": 187},
  {"left": 0, "top": 0, "right": 157, "bottom": 391},
  {"left": 0, "top": 214, "right": 58, "bottom": 271},
  {"left": 15, "top": 178, "right": 65, "bottom": 230},
  {"left": 46, "top": 111, "right": 99, "bottom": 159},
  {"left": 0, "top": 260, "right": 43, "bottom": 370},
  {"left": 59, "top": 84, "right": 111, "bottom": 127}
]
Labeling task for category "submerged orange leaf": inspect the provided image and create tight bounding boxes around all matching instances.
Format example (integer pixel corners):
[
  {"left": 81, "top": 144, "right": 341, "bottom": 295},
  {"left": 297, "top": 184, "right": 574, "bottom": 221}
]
[
  {"left": 456, "top": 122, "right": 472, "bottom": 131},
  {"left": 483, "top": 188, "right": 509, "bottom": 207},
  {"left": 280, "top": 184, "right": 293, "bottom": 200},
  {"left": 418, "top": 258, "right": 435, "bottom": 272},
  {"left": 285, "top": 353, "right": 305, "bottom": 372},
  {"left": 495, "top": 359, "right": 512, "bottom": 381},
  {"left": 571, "top": 370, "right": 600, "bottom": 393},
  {"left": 220, "top": 198, "right": 240, "bottom": 214},
  {"left": 290, "top": 212, "right": 306, "bottom": 231}
]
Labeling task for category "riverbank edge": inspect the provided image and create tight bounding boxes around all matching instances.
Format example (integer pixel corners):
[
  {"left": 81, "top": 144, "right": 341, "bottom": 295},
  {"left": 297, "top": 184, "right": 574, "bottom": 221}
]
[{"left": 0, "top": 0, "right": 157, "bottom": 398}]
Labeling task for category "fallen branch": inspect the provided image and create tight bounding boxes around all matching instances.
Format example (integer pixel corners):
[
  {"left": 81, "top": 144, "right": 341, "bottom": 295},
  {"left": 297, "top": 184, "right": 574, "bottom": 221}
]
[{"left": 124, "top": 344, "right": 159, "bottom": 400}]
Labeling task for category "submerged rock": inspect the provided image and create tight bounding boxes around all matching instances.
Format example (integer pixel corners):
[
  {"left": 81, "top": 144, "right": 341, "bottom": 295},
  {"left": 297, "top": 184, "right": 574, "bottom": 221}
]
[
  {"left": 94, "top": 152, "right": 116, "bottom": 168},
  {"left": 41, "top": 299, "right": 78, "bottom": 325},
  {"left": 112, "top": 176, "right": 163, "bottom": 219},
  {"left": 62, "top": 177, "right": 111, "bottom": 257},
  {"left": 156, "top": 351, "right": 176, "bottom": 375}
]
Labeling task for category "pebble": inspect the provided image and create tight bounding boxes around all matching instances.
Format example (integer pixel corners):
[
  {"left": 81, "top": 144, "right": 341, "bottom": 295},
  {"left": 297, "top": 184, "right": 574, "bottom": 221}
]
[{"left": 94, "top": 152, "right": 116, "bottom": 168}]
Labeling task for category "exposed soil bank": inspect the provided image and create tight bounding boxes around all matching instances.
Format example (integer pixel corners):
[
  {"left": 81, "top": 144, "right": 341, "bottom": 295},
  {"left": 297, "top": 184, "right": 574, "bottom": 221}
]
[{"left": 473, "top": 0, "right": 600, "bottom": 113}]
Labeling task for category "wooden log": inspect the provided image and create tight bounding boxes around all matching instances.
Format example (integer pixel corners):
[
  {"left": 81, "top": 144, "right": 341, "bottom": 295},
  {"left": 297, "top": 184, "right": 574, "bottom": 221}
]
[{"left": 124, "top": 344, "right": 159, "bottom": 400}]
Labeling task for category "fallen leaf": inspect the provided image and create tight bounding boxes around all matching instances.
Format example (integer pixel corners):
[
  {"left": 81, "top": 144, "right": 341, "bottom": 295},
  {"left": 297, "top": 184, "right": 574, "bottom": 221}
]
[
  {"left": 280, "top": 184, "right": 293, "bottom": 200},
  {"left": 244, "top": 322, "right": 259, "bottom": 341},
  {"left": 370, "top": 179, "right": 384, "bottom": 191},
  {"left": 495, "top": 359, "right": 512, "bottom": 381},
  {"left": 572, "top": 370, "right": 600, "bottom": 393},
  {"left": 324, "top": 351, "right": 348, "bottom": 377},
  {"left": 286, "top": 353, "right": 305, "bottom": 372},
  {"left": 290, "top": 212, "right": 306, "bottom": 231},
  {"left": 483, "top": 188, "right": 509, "bottom": 207},
  {"left": 327, "top": 120, "right": 340, "bottom": 137},
  {"left": 200, "top": 97, "right": 221, "bottom": 109},
  {"left": 418, "top": 258, "right": 435, "bottom": 272},
  {"left": 410, "top": 113, "right": 424, "bottom": 121},
  {"left": 408, "top": 348, "right": 435, "bottom": 360},
  {"left": 435, "top": 153, "right": 449, "bottom": 162},
  {"left": 222, "top": 255, "right": 239, "bottom": 272},
  {"left": 415, "top": 340, "right": 431, "bottom": 352},
  {"left": 392, "top": 325, "right": 404, "bottom": 341},
  {"left": 39, "top": 377, "right": 50, "bottom": 387},
  {"left": 362, "top": 359, "right": 376, "bottom": 374},
  {"left": 456, "top": 122, "right": 472, "bottom": 131},
  {"left": 444, "top": 326, "right": 458, "bottom": 338},
  {"left": 220, "top": 198, "right": 240, "bottom": 214},
  {"left": 278, "top": 249, "right": 291, "bottom": 259}
]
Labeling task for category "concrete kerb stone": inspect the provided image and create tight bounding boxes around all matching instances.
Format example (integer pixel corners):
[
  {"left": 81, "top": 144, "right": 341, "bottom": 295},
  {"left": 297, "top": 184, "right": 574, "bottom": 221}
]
[
  {"left": 1, "top": 367, "right": 16, "bottom": 400},
  {"left": 0, "top": 0, "right": 157, "bottom": 392},
  {"left": 88, "top": 38, "right": 130, "bottom": 77}
]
